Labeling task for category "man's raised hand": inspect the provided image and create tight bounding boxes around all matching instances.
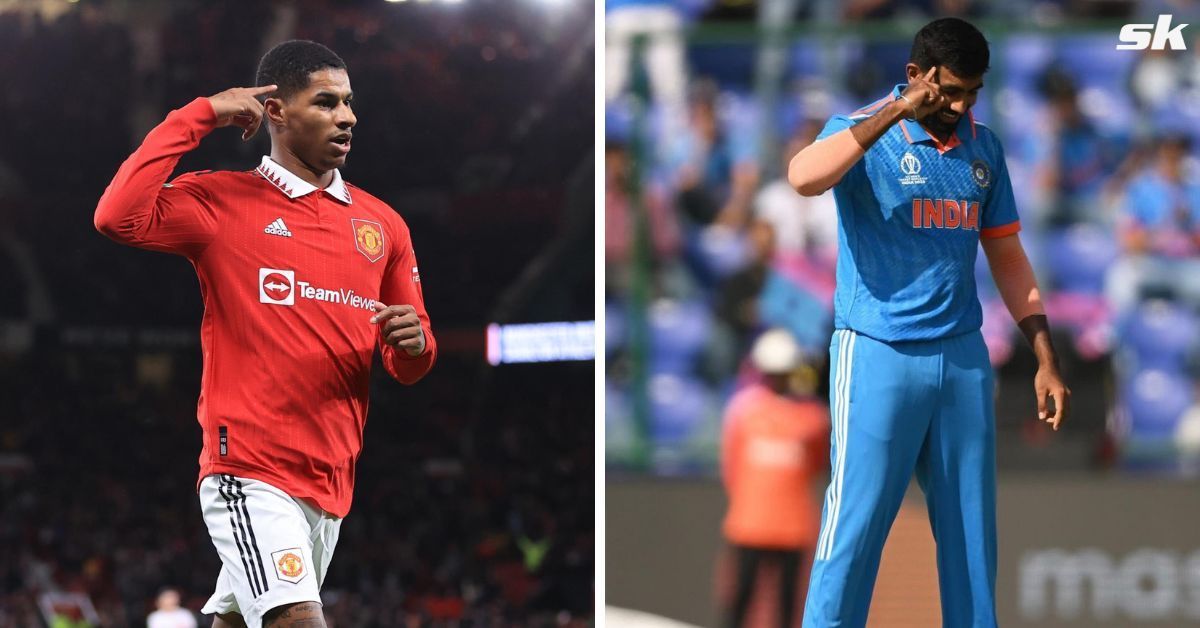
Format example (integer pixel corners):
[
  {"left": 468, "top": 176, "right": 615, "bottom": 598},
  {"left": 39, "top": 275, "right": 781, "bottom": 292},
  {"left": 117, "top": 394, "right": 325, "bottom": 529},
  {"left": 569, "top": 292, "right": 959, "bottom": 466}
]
[
  {"left": 206, "top": 85, "right": 277, "bottom": 141},
  {"left": 899, "top": 66, "right": 947, "bottom": 120}
]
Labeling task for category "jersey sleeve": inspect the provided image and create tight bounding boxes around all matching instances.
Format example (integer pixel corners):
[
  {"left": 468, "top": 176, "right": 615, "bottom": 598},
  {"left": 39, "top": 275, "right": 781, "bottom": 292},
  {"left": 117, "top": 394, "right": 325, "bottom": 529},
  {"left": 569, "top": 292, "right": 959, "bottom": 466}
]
[
  {"left": 377, "top": 218, "right": 438, "bottom": 384},
  {"left": 94, "top": 98, "right": 220, "bottom": 257},
  {"left": 980, "top": 138, "right": 1021, "bottom": 239},
  {"left": 815, "top": 114, "right": 868, "bottom": 189}
]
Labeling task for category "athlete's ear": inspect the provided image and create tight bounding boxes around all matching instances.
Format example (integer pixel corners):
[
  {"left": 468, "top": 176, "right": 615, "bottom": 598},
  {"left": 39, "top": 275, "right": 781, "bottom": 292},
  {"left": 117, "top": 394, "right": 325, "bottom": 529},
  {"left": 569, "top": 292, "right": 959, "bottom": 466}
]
[
  {"left": 905, "top": 63, "right": 924, "bottom": 84},
  {"left": 263, "top": 96, "right": 286, "bottom": 128}
]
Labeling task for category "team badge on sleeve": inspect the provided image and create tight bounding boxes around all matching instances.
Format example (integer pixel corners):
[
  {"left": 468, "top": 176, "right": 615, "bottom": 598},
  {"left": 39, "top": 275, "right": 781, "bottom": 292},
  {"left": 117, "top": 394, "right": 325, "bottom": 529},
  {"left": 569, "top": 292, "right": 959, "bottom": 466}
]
[
  {"left": 970, "top": 160, "right": 991, "bottom": 188},
  {"left": 351, "top": 219, "right": 385, "bottom": 263},
  {"left": 271, "top": 548, "right": 307, "bottom": 583}
]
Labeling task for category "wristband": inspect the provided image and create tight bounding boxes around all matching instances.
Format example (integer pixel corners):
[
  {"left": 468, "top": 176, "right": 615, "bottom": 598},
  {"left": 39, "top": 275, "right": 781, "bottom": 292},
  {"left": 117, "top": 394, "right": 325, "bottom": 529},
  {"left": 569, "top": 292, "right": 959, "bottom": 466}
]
[{"left": 896, "top": 93, "right": 918, "bottom": 118}]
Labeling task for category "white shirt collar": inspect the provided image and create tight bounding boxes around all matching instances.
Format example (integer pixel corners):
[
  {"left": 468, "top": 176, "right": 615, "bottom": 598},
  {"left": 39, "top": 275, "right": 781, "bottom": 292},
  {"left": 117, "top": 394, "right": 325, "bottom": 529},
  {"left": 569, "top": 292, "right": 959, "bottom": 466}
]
[{"left": 256, "top": 156, "right": 352, "bottom": 204}]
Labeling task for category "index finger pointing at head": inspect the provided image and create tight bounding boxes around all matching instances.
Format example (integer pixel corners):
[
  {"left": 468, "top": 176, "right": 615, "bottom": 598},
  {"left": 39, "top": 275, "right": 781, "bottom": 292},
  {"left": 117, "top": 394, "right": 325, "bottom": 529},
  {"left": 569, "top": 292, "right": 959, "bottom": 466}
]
[
  {"left": 925, "top": 66, "right": 937, "bottom": 82},
  {"left": 252, "top": 84, "right": 278, "bottom": 96}
]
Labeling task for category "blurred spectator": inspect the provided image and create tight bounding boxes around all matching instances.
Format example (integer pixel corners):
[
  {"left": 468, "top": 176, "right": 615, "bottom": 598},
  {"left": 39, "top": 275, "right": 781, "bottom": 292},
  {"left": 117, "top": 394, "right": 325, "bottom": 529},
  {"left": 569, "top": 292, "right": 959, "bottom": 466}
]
[
  {"left": 716, "top": 221, "right": 775, "bottom": 353},
  {"left": 753, "top": 122, "right": 840, "bottom": 304},
  {"left": 753, "top": 119, "right": 838, "bottom": 272},
  {"left": 49, "top": 608, "right": 93, "bottom": 628},
  {"left": 146, "top": 588, "right": 196, "bottom": 628},
  {"left": 667, "top": 79, "right": 760, "bottom": 229},
  {"left": 1106, "top": 133, "right": 1200, "bottom": 313},
  {"left": 1029, "top": 69, "right": 1123, "bottom": 226},
  {"left": 605, "top": 138, "right": 681, "bottom": 291},
  {"left": 720, "top": 329, "right": 828, "bottom": 628}
]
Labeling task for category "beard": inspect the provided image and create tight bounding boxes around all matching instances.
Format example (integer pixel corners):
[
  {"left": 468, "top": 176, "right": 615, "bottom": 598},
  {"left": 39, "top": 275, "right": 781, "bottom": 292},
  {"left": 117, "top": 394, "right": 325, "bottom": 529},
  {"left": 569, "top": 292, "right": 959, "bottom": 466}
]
[{"left": 921, "top": 109, "right": 962, "bottom": 139}]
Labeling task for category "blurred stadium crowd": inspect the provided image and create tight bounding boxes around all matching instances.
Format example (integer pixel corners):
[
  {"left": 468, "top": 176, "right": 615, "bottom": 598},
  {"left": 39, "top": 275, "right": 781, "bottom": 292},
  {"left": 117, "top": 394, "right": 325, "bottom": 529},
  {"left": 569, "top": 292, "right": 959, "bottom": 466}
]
[
  {"left": 0, "top": 0, "right": 593, "bottom": 626},
  {"left": 605, "top": 0, "right": 1200, "bottom": 474}
]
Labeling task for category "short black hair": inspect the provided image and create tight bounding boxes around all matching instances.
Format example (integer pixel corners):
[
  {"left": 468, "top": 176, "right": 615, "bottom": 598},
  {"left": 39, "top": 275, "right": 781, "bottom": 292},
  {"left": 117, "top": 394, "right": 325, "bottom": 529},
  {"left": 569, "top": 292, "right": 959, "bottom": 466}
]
[
  {"left": 910, "top": 18, "right": 990, "bottom": 79},
  {"left": 256, "top": 40, "right": 346, "bottom": 100}
]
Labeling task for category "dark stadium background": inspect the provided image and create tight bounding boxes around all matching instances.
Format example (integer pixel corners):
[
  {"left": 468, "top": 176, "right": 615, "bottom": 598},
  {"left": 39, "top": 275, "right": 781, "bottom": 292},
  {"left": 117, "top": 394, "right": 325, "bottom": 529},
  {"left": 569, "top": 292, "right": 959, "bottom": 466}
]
[{"left": 0, "top": 0, "right": 594, "bottom": 626}]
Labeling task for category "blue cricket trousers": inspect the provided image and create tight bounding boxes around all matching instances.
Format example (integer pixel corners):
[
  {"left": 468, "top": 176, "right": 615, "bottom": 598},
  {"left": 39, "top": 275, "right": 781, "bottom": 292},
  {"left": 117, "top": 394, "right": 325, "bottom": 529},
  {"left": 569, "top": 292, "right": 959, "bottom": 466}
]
[{"left": 802, "top": 328, "right": 998, "bottom": 628}]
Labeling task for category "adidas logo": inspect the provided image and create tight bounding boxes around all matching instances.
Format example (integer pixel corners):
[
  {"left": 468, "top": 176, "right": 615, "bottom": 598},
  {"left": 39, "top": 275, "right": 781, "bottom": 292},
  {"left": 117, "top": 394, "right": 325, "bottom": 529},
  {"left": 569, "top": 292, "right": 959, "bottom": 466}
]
[{"left": 264, "top": 218, "right": 293, "bottom": 237}]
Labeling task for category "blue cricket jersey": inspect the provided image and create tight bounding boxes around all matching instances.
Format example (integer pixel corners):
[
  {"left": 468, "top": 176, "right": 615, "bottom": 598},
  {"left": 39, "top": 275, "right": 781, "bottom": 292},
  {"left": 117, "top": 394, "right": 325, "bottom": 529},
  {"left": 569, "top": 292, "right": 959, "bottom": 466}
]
[{"left": 817, "top": 85, "right": 1021, "bottom": 342}]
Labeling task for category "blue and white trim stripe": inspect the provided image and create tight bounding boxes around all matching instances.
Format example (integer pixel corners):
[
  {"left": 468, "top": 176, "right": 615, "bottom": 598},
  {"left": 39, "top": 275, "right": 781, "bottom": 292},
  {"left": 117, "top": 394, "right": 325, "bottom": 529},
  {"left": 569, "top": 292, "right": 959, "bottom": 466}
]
[{"left": 817, "top": 329, "right": 856, "bottom": 561}]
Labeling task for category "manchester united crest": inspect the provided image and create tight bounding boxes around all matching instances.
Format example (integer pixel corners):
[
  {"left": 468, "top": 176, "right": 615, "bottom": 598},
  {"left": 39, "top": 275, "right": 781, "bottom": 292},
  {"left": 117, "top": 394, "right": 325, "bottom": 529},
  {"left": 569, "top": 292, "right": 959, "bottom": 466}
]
[
  {"left": 351, "top": 218, "right": 385, "bottom": 263},
  {"left": 271, "top": 548, "right": 307, "bottom": 583}
]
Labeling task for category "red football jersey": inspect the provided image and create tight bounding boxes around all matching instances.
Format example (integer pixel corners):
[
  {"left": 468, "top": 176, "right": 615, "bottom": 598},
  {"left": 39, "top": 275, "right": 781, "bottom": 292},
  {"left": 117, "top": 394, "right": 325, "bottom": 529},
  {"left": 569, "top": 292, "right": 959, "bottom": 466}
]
[{"left": 95, "top": 98, "right": 437, "bottom": 517}]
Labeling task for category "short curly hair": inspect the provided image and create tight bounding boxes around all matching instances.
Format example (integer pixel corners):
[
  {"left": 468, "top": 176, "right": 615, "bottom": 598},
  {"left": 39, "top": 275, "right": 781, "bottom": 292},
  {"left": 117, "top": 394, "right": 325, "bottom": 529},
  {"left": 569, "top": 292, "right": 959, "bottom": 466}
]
[{"left": 256, "top": 40, "right": 347, "bottom": 100}]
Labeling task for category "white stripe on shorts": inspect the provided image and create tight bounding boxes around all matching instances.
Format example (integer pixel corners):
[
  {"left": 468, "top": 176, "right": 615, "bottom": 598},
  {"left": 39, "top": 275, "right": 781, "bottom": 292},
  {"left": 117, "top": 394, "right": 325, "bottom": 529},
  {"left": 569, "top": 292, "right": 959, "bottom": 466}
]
[
  {"left": 816, "top": 331, "right": 843, "bottom": 559},
  {"left": 818, "top": 329, "right": 855, "bottom": 560}
]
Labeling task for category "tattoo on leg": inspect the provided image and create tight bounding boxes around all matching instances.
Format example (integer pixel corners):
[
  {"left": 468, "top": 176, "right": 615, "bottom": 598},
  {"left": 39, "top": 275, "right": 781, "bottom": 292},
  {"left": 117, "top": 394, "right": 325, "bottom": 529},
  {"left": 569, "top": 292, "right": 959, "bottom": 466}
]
[{"left": 264, "top": 602, "right": 325, "bottom": 627}]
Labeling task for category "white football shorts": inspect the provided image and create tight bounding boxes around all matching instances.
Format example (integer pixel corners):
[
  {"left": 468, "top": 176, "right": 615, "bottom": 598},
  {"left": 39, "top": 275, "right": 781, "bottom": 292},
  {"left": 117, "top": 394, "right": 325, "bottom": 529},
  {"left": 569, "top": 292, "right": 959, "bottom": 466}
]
[{"left": 198, "top": 474, "right": 342, "bottom": 628}]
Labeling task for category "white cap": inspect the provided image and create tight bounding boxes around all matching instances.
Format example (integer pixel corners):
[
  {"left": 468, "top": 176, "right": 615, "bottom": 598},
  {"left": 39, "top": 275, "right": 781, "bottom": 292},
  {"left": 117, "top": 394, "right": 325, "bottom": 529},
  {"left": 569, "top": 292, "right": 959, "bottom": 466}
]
[{"left": 751, "top": 328, "right": 802, "bottom": 374}]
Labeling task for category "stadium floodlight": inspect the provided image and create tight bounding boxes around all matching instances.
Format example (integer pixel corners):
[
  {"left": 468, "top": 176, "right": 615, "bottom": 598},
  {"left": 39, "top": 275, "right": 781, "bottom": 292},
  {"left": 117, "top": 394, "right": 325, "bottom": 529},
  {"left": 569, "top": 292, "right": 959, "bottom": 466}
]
[{"left": 486, "top": 321, "right": 595, "bottom": 366}]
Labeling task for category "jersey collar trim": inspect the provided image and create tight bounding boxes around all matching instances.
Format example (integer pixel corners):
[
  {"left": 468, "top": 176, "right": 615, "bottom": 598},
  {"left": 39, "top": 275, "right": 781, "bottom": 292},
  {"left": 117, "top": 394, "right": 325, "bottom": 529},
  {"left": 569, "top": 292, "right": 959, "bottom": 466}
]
[{"left": 256, "top": 156, "right": 352, "bottom": 204}]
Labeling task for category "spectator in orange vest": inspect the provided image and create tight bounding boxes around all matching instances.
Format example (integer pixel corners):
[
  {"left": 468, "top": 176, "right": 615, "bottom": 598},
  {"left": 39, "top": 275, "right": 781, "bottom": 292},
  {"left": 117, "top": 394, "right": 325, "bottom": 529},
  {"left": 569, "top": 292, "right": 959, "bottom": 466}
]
[{"left": 721, "top": 329, "right": 830, "bottom": 628}]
